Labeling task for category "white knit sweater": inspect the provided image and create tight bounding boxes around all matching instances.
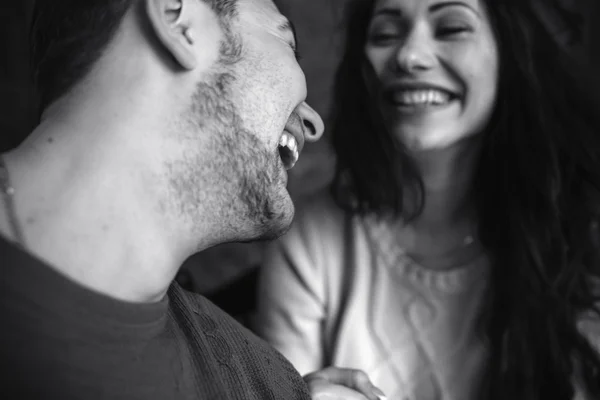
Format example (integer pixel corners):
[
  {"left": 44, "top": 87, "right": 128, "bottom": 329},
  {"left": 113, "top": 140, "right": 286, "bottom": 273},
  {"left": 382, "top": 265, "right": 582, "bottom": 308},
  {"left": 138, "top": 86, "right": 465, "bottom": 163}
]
[{"left": 253, "top": 192, "right": 599, "bottom": 400}]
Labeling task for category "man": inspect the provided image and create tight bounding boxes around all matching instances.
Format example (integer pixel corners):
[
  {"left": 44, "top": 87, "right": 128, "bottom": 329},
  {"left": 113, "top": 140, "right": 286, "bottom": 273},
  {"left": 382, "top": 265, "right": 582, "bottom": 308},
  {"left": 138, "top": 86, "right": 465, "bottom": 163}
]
[{"left": 0, "top": 0, "right": 386, "bottom": 399}]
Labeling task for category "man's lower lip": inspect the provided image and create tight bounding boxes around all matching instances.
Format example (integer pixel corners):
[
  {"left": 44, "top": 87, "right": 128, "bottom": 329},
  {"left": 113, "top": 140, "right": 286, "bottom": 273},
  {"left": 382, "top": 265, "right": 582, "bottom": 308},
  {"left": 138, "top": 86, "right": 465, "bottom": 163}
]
[
  {"left": 281, "top": 165, "right": 289, "bottom": 185},
  {"left": 277, "top": 155, "right": 290, "bottom": 175}
]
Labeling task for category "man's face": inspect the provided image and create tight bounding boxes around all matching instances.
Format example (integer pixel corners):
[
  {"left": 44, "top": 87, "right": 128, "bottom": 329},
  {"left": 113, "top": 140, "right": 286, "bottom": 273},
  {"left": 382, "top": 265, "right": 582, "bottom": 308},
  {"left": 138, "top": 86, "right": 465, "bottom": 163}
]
[{"left": 175, "top": 0, "right": 323, "bottom": 245}]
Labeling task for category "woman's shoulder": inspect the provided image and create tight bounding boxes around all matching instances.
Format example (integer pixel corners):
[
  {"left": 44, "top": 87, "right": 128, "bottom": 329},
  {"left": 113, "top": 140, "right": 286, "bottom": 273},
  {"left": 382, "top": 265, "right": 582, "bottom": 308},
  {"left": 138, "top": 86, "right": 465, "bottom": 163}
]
[
  {"left": 272, "top": 189, "right": 352, "bottom": 261},
  {"left": 291, "top": 188, "right": 348, "bottom": 232}
]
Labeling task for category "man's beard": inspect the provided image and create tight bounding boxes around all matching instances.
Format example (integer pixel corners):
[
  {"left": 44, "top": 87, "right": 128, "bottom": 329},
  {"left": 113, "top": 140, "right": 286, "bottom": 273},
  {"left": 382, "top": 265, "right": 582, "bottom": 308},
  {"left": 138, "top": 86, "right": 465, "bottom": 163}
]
[{"left": 171, "top": 70, "right": 294, "bottom": 248}]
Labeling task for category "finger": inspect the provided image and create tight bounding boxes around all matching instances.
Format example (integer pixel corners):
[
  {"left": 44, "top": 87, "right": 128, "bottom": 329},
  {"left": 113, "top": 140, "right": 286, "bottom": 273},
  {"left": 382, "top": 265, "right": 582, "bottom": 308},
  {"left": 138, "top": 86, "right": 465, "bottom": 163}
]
[
  {"left": 307, "top": 378, "right": 370, "bottom": 400},
  {"left": 305, "top": 367, "right": 386, "bottom": 400},
  {"left": 308, "top": 367, "right": 370, "bottom": 388}
]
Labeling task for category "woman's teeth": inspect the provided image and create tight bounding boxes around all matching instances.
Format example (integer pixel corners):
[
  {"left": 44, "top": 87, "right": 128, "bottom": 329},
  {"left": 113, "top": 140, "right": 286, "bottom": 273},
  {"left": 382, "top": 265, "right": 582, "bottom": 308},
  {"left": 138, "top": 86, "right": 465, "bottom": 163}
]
[
  {"left": 392, "top": 89, "right": 452, "bottom": 106},
  {"left": 278, "top": 132, "right": 299, "bottom": 170}
]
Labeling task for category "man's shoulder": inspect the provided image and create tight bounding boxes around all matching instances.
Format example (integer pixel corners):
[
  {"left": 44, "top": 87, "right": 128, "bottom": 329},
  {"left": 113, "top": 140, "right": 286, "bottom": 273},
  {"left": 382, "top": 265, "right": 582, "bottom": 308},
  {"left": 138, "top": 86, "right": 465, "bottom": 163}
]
[
  {"left": 0, "top": 234, "right": 58, "bottom": 304},
  {"left": 171, "top": 285, "right": 311, "bottom": 399},
  {"left": 0, "top": 233, "right": 32, "bottom": 269},
  {"left": 174, "top": 285, "right": 279, "bottom": 351}
]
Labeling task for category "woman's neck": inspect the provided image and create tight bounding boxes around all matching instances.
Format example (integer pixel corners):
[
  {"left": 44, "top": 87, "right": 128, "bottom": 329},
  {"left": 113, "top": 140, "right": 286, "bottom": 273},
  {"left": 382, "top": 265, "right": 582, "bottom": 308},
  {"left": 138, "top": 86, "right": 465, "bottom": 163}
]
[
  {"left": 398, "top": 136, "right": 484, "bottom": 270},
  {"left": 410, "top": 135, "right": 482, "bottom": 226}
]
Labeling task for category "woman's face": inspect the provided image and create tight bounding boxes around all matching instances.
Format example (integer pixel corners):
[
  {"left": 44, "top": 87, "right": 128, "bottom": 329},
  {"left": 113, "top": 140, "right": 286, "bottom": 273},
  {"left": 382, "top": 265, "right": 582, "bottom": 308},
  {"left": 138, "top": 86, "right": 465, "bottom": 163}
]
[{"left": 364, "top": 0, "right": 499, "bottom": 151}]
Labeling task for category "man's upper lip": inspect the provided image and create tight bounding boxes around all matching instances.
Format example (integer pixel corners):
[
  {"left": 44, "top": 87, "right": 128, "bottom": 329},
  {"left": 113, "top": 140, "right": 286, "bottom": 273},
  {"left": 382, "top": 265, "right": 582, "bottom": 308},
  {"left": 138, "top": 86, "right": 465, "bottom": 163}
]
[{"left": 383, "top": 81, "right": 459, "bottom": 97}]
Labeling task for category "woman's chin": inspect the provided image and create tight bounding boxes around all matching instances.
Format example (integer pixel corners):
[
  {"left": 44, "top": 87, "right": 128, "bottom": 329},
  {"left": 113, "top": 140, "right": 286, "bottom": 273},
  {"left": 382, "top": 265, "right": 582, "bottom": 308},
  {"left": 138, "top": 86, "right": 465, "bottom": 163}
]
[{"left": 393, "top": 127, "right": 480, "bottom": 153}]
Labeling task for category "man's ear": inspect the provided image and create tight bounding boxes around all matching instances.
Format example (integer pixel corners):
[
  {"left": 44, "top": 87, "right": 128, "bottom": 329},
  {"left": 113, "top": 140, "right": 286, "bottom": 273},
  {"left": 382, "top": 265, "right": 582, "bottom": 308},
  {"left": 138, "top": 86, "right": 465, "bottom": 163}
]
[{"left": 145, "top": 0, "right": 197, "bottom": 70}]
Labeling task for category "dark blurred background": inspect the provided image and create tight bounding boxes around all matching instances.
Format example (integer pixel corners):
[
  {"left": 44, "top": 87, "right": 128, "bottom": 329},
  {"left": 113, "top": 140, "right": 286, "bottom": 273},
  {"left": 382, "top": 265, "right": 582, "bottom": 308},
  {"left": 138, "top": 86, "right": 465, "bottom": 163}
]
[{"left": 1, "top": 0, "right": 599, "bottom": 312}]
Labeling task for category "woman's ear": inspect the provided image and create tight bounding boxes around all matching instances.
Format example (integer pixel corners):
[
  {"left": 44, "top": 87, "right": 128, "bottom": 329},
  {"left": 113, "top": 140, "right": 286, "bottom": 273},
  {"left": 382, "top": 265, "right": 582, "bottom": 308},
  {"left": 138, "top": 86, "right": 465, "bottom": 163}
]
[{"left": 144, "top": 0, "right": 197, "bottom": 70}]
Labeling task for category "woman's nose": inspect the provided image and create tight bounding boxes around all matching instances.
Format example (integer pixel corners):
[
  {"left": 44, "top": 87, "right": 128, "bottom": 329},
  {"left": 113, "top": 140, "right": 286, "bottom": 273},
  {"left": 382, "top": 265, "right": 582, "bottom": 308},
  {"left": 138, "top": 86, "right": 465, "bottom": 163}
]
[{"left": 394, "top": 26, "right": 436, "bottom": 73}]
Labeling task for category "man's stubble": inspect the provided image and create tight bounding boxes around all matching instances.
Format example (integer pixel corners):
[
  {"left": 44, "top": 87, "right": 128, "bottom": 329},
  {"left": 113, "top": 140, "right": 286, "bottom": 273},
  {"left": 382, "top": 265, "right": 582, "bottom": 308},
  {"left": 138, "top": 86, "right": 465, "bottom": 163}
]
[{"left": 170, "top": 67, "right": 294, "bottom": 250}]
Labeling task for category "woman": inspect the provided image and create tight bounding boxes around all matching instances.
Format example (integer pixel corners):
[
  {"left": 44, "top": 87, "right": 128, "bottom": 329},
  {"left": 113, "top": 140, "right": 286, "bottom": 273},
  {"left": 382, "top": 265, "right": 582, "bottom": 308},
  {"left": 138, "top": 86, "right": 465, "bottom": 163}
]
[{"left": 253, "top": 0, "right": 600, "bottom": 399}]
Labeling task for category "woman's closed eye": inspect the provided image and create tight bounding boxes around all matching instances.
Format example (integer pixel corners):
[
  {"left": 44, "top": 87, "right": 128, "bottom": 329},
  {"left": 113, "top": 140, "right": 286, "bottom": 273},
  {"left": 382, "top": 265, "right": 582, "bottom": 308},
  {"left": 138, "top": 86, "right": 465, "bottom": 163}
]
[
  {"left": 368, "top": 24, "right": 407, "bottom": 46},
  {"left": 436, "top": 23, "right": 473, "bottom": 37},
  {"left": 434, "top": 11, "right": 477, "bottom": 39},
  {"left": 369, "top": 31, "right": 400, "bottom": 44},
  {"left": 367, "top": 18, "right": 405, "bottom": 46}
]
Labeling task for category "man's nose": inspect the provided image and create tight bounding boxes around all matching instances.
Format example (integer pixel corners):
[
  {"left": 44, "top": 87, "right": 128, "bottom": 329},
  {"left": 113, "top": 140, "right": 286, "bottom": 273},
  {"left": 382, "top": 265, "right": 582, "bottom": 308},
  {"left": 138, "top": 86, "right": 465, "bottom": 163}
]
[{"left": 296, "top": 101, "right": 325, "bottom": 142}]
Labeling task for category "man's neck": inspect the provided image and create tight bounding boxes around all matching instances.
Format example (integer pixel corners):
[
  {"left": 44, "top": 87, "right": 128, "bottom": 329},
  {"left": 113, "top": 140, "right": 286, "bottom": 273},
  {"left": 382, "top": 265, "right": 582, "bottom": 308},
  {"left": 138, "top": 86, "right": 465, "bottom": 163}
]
[{"left": 0, "top": 116, "right": 188, "bottom": 304}]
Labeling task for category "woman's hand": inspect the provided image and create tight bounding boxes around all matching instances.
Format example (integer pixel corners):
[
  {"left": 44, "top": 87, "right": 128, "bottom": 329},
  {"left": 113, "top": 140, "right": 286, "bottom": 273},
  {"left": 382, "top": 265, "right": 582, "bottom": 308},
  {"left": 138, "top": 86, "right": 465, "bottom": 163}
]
[{"left": 303, "top": 367, "right": 387, "bottom": 400}]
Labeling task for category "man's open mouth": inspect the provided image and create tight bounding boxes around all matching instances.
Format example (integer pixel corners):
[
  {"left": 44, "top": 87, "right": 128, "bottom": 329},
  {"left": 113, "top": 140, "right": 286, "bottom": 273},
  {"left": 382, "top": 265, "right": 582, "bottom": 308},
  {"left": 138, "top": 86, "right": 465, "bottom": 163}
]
[{"left": 278, "top": 131, "right": 299, "bottom": 170}]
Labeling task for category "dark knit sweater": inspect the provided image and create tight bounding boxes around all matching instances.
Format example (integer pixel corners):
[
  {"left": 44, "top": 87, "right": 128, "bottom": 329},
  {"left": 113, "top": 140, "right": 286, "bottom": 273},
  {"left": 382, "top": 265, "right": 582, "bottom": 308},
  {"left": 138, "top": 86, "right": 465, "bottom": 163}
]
[{"left": 0, "top": 236, "right": 310, "bottom": 399}]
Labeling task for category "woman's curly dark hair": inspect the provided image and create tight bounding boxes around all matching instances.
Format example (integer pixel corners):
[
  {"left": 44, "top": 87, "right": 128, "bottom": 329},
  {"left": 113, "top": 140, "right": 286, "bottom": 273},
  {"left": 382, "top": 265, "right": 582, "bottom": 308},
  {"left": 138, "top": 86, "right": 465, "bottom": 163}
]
[{"left": 329, "top": 0, "right": 600, "bottom": 399}]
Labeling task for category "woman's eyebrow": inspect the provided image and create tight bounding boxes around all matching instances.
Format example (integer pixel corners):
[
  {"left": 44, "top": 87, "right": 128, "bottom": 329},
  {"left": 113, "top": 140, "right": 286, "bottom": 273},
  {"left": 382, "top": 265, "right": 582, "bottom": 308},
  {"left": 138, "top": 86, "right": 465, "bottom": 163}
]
[
  {"left": 430, "top": 1, "right": 481, "bottom": 17},
  {"left": 372, "top": 8, "right": 403, "bottom": 18}
]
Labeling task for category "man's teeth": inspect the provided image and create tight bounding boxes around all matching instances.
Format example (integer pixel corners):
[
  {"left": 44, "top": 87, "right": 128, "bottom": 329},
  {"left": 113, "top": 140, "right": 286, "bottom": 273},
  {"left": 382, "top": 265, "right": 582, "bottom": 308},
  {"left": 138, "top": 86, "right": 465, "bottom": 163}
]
[
  {"left": 279, "top": 132, "right": 298, "bottom": 154},
  {"left": 393, "top": 89, "right": 451, "bottom": 105},
  {"left": 278, "top": 132, "right": 299, "bottom": 169}
]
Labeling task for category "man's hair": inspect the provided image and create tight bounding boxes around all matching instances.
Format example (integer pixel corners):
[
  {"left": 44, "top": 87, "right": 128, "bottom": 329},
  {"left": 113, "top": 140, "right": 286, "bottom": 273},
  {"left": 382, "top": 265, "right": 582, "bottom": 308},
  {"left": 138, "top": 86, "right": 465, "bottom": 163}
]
[{"left": 30, "top": 0, "right": 238, "bottom": 112}]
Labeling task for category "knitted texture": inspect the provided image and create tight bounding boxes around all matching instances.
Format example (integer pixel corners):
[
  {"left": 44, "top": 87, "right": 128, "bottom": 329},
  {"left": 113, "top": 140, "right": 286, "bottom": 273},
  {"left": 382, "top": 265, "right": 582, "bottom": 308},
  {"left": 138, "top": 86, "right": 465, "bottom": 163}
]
[
  {"left": 254, "top": 192, "right": 490, "bottom": 400},
  {"left": 171, "top": 284, "right": 311, "bottom": 400},
  {"left": 0, "top": 236, "right": 311, "bottom": 400}
]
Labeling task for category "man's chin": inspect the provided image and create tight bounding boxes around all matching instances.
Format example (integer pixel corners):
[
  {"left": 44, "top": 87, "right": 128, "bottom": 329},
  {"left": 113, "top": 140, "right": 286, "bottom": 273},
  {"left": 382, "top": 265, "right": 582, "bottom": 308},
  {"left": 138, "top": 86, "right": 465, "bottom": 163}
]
[
  {"left": 255, "top": 193, "right": 295, "bottom": 241},
  {"left": 236, "top": 160, "right": 295, "bottom": 242}
]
